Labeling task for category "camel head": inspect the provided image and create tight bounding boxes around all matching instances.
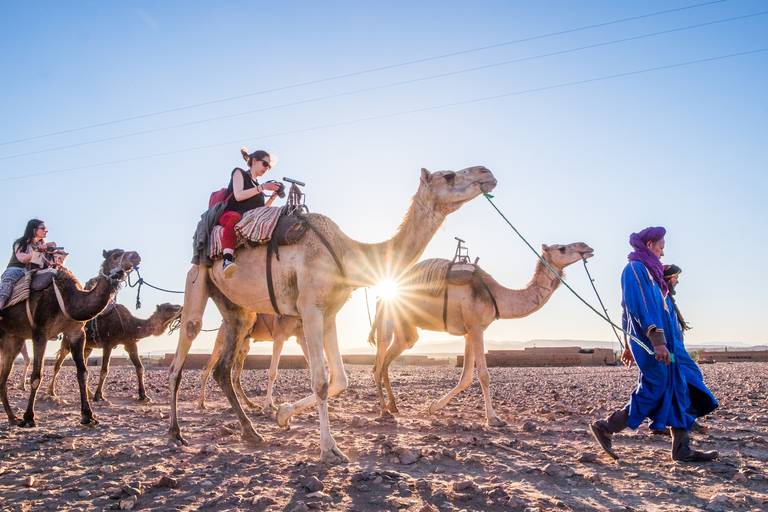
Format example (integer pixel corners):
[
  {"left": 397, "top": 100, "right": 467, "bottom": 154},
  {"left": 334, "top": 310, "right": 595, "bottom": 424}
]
[
  {"left": 100, "top": 249, "right": 142, "bottom": 283},
  {"left": 155, "top": 303, "right": 183, "bottom": 334},
  {"left": 418, "top": 166, "right": 497, "bottom": 215},
  {"left": 541, "top": 242, "right": 594, "bottom": 269},
  {"left": 156, "top": 302, "right": 184, "bottom": 323}
]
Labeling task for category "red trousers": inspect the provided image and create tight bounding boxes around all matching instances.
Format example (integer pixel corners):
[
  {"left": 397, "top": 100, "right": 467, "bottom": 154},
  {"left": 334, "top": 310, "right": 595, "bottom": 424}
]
[{"left": 218, "top": 210, "right": 242, "bottom": 252}]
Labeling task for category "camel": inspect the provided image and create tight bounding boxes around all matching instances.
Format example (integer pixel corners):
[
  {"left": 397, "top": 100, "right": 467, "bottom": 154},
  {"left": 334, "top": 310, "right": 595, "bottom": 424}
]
[
  {"left": 197, "top": 314, "right": 306, "bottom": 412},
  {"left": 0, "top": 249, "right": 141, "bottom": 427},
  {"left": 47, "top": 302, "right": 182, "bottom": 403},
  {"left": 369, "top": 242, "right": 594, "bottom": 426},
  {"left": 168, "top": 166, "right": 497, "bottom": 463}
]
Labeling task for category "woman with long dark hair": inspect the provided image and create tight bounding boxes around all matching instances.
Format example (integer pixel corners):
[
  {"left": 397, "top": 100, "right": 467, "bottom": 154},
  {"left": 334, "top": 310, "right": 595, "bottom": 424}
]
[{"left": 0, "top": 219, "right": 49, "bottom": 317}]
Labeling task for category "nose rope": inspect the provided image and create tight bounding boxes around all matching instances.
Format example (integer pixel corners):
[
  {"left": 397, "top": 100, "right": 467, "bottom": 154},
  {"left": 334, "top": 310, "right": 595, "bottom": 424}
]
[{"left": 483, "top": 192, "right": 656, "bottom": 358}]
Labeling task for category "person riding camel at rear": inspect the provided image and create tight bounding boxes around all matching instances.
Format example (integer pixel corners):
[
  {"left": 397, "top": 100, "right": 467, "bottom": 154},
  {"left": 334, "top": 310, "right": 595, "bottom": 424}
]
[
  {"left": 0, "top": 219, "right": 52, "bottom": 319},
  {"left": 590, "top": 226, "right": 718, "bottom": 462},
  {"left": 219, "top": 148, "right": 282, "bottom": 278}
]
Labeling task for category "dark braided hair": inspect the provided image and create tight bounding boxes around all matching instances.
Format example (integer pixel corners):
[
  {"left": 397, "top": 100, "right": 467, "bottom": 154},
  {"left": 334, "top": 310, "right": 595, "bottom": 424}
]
[{"left": 13, "top": 218, "right": 44, "bottom": 253}]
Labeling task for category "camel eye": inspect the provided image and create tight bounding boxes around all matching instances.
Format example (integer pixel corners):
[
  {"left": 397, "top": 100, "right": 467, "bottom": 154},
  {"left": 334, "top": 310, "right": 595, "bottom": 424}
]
[
  {"left": 558, "top": 247, "right": 566, "bottom": 253},
  {"left": 443, "top": 172, "right": 455, "bottom": 183}
]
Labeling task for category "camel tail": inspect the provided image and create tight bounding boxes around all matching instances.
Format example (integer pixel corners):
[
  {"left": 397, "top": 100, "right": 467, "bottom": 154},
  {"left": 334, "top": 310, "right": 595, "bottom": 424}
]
[
  {"left": 367, "top": 323, "right": 378, "bottom": 347},
  {"left": 367, "top": 297, "right": 385, "bottom": 347}
]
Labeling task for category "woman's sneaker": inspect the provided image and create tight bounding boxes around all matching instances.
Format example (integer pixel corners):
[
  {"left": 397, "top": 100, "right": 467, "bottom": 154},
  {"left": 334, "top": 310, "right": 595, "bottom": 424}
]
[{"left": 223, "top": 259, "right": 237, "bottom": 278}]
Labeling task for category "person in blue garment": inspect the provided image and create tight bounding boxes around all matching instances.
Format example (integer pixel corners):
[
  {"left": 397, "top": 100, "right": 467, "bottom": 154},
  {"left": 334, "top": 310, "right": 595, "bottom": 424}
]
[
  {"left": 590, "top": 226, "right": 718, "bottom": 461},
  {"left": 662, "top": 264, "right": 718, "bottom": 430}
]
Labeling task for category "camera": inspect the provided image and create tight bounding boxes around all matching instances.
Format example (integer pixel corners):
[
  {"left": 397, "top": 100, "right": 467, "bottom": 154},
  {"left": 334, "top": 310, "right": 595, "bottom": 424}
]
[{"left": 266, "top": 180, "right": 286, "bottom": 198}]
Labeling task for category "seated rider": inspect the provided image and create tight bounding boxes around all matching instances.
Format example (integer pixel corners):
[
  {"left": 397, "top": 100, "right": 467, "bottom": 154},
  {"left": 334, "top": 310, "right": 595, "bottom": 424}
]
[
  {"left": 219, "top": 148, "right": 282, "bottom": 278},
  {"left": 0, "top": 219, "right": 51, "bottom": 318}
]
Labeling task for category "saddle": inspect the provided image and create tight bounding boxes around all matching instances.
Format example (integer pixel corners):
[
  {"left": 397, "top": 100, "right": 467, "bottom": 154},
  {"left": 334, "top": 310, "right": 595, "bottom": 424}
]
[
  {"left": 209, "top": 207, "right": 307, "bottom": 260},
  {"left": 5, "top": 269, "right": 58, "bottom": 309}
]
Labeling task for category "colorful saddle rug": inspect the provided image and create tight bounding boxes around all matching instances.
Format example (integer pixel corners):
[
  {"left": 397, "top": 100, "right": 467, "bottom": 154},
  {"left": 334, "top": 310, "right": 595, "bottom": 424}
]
[
  {"left": 6, "top": 269, "right": 58, "bottom": 308},
  {"left": 209, "top": 206, "right": 282, "bottom": 259}
]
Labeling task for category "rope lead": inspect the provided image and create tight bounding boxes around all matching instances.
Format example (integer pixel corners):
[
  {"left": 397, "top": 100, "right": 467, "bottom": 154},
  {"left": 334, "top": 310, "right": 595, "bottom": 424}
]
[{"left": 482, "top": 192, "right": 662, "bottom": 359}]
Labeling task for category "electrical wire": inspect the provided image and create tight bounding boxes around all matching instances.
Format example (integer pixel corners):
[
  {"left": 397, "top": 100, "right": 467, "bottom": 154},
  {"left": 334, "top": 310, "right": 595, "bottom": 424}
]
[
  {"left": 1, "top": 46, "right": 764, "bottom": 183},
  {"left": 2, "top": 10, "right": 764, "bottom": 162},
  {"left": 0, "top": 0, "right": 727, "bottom": 147}
]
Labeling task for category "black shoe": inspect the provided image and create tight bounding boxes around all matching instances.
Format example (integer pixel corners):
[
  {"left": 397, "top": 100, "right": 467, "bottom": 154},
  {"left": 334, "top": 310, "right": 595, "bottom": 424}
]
[
  {"left": 223, "top": 259, "right": 237, "bottom": 278},
  {"left": 590, "top": 421, "right": 619, "bottom": 459},
  {"left": 671, "top": 427, "right": 718, "bottom": 462}
]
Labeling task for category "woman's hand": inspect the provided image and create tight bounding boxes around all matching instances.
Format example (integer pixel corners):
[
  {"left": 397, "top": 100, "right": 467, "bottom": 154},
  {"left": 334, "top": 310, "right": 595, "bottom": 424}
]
[{"left": 261, "top": 181, "right": 281, "bottom": 192}]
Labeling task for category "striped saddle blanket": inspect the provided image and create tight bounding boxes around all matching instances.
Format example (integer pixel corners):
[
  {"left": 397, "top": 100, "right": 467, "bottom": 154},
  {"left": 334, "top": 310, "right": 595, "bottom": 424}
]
[
  {"left": 403, "top": 259, "right": 477, "bottom": 296},
  {"left": 5, "top": 269, "right": 58, "bottom": 308},
  {"left": 209, "top": 206, "right": 282, "bottom": 259}
]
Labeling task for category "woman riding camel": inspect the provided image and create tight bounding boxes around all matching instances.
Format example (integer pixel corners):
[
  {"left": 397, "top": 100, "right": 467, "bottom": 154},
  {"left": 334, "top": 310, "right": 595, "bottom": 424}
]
[
  {"left": 0, "top": 219, "right": 50, "bottom": 318},
  {"left": 219, "top": 148, "right": 282, "bottom": 278}
]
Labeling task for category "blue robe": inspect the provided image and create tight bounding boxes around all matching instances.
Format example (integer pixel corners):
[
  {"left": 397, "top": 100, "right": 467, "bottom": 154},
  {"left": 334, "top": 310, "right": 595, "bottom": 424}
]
[{"left": 621, "top": 261, "right": 710, "bottom": 430}]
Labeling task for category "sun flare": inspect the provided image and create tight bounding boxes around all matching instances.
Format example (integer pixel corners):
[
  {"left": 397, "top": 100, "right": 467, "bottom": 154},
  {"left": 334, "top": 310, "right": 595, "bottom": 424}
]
[{"left": 372, "top": 279, "right": 399, "bottom": 301}]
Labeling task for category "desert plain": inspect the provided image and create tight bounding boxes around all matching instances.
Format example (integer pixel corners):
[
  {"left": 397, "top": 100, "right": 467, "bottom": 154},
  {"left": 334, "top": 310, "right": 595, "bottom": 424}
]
[{"left": 0, "top": 361, "right": 766, "bottom": 512}]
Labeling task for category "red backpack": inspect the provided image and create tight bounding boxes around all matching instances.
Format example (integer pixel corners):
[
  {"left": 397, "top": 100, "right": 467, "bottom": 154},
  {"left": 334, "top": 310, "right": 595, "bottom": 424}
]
[{"left": 209, "top": 188, "right": 234, "bottom": 209}]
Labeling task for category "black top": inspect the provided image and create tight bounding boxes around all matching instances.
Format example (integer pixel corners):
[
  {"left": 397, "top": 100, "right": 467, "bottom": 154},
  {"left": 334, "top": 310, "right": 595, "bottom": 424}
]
[{"left": 226, "top": 167, "right": 265, "bottom": 214}]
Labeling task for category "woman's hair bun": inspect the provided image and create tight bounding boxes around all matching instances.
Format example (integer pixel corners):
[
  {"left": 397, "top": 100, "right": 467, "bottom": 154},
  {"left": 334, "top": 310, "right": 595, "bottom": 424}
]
[{"left": 241, "top": 147, "right": 250, "bottom": 162}]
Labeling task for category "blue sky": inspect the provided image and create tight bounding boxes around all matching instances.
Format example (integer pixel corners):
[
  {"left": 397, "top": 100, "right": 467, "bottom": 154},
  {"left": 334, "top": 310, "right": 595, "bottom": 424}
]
[{"left": 1, "top": 1, "right": 766, "bottom": 356}]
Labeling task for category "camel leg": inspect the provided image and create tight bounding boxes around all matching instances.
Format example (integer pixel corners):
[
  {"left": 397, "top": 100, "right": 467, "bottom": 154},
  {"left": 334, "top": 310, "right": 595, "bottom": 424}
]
[
  {"left": 0, "top": 336, "right": 24, "bottom": 424},
  {"left": 19, "top": 333, "right": 49, "bottom": 428},
  {"left": 382, "top": 324, "right": 419, "bottom": 415},
  {"left": 429, "top": 334, "right": 476, "bottom": 416},
  {"left": 83, "top": 348, "right": 94, "bottom": 398},
  {"left": 125, "top": 342, "right": 149, "bottom": 402},
  {"left": 93, "top": 345, "right": 113, "bottom": 402},
  {"left": 197, "top": 322, "right": 224, "bottom": 410},
  {"left": 372, "top": 313, "right": 395, "bottom": 417},
  {"left": 263, "top": 334, "right": 287, "bottom": 413},
  {"left": 168, "top": 265, "right": 209, "bottom": 445},
  {"left": 68, "top": 329, "right": 98, "bottom": 426},
  {"left": 277, "top": 313, "right": 348, "bottom": 464},
  {"left": 211, "top": 309, "right": 262, "bottom": 444},
  {"left": 47, "top": 339, "right": 72, "bottom": 397},
  {"left": 17, "top": 342, "right": 31, "bottom": 391},
  {"left": 467, "top": 327, "right": 505, "bottom": 426},
  {"left": 233, "top": 335, "right": 259, "bottom": 409}
]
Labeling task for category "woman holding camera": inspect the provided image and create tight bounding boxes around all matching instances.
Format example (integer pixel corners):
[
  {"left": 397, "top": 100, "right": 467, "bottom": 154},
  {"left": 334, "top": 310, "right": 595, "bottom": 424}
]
[
  {"left": 0, "top": 219, "right": 49, "bottom": 318},
  {"left": 219, "top": 148, "right": 282, "bottom": 278}
]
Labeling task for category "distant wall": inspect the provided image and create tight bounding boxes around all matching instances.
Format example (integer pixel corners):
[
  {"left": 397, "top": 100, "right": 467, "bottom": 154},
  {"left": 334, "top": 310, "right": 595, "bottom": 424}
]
[
  {"left": 457, "top": 347, "right": 617, "bottom": 367},
  {"left": 154, "top": 353, "right": 450, "bottom": 369},
  {"left": 697, "top": 350, "right": 768, "bottom": 363}
]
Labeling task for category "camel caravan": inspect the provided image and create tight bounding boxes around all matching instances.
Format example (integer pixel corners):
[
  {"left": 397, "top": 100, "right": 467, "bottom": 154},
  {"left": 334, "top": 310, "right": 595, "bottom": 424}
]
[{"left": 1, "top": 153, "right": 603, "bottom": 465}]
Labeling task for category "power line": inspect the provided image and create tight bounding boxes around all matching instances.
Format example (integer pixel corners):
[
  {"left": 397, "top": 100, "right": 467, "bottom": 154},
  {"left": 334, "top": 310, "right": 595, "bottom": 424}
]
[
  {"left": 2, "top": 47, "right": 764, "bottom": 183},
  {"left": 3, "top": 9, "right": 764, "bottom": 162},
  {"left": 0, "top": 0, "right": 726, "bottom": 147}
]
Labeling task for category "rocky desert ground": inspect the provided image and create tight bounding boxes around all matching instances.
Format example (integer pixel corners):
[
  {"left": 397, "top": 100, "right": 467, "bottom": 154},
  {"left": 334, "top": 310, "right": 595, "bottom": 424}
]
[{"left": 0, "top": 361, "right": 766, "bottom": 512}]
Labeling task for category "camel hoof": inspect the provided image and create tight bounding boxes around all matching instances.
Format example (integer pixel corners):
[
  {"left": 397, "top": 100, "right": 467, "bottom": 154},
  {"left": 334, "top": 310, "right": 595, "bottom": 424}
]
[
  {"left": 169, "top": 432, "right": 189, "bottom": 447},
  {"left": 138, "top": 397, "right": 152, "bottom": 404},
  {"left": 18, "top": 420, "right": 36, "bottom": 428},
  {"left": 428, "top": 400, "right": 440, "bottom": 415},
  {"left": 242, "top": 431, "right": 265, "bottom": 445},
  {"left": 276, "top": 404, "right": 292, "bottom": 427},
  {"left": 386, "top": 404, "right": 399, "bottom": 414},
  {"left": 197, "top": 402, "right": 208, "bottom": 411},
  {"left": 488, "top": 417, "right": 507, "bottom": 428},
  {"left": 81, "top": 418, "right": 100, "bottom": 427},
  {"left": 321, "top": 447, "right": 349, "bottom": 465},
  {"left": 379, "top": 410, "right": 394, "bottom": 419}
]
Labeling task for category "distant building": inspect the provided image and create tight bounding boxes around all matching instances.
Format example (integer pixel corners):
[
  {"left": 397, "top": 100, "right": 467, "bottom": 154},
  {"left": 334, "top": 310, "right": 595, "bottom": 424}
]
[{"left": 457, "top": 347, "right": 617, "bottom": 367}]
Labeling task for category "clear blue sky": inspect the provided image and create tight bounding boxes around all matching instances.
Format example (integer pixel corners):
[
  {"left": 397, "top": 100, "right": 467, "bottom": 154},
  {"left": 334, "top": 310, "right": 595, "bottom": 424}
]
[{"left": 1, "top": 1, "right": 766, "bottom": 356}]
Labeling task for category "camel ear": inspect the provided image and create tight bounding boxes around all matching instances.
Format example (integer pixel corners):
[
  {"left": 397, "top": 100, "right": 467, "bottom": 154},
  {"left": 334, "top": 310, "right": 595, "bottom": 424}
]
[
  {"left": 420, "top": 168, "right": 431, "bottom": 184},
  {"left": 102, "top": 249, "right": 108, "bottom": 258},
  {"left": 541, "top": 244, "right": 549, "bottom": 252}
]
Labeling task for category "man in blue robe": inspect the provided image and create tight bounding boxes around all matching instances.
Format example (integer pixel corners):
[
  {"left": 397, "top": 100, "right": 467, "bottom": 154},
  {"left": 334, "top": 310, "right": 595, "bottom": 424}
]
[{"left": 590, "top": 227, "right": 718, "bottom": 462}]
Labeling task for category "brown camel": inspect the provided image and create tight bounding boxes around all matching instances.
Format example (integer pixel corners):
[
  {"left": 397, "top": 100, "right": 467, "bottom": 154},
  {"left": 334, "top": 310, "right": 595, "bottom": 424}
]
[
  {"left": 47, "top": 302, "right": 183, "bottom": 403},
  {"left": 0, "top": 249, "right": 141, "bottom": 427},
  {"left": 168, "top": 166, "right": 497, "bottom": 463},
  {"left": 197, "top": 314, "right": 305, "bottom": 412},
  {"left": 369, "top": 242, "right": 594, "bottom": 426}
]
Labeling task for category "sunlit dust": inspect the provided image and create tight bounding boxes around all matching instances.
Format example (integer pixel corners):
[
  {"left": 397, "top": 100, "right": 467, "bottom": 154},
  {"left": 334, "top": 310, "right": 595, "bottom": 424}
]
[{"left": 372, "top": 279, "right": 399, "bottom": 301}]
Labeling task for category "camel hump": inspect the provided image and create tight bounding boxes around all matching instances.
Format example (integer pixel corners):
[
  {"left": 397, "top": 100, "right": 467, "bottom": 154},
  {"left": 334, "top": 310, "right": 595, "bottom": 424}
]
[{"left": 405, "top": 259, "right": 478, "bottom": 296}]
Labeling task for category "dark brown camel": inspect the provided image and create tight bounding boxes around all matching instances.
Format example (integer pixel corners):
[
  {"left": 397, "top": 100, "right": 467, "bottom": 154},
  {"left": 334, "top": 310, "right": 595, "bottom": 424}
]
[
  {"left": 47, "top": 302, "right": 182, "bottom": 403},
  {"left": 197, "top": 314, "right": 305, "bottom": 412},
  {"left": 0, "top": 249, "right": 141, "bottom": 428}
]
